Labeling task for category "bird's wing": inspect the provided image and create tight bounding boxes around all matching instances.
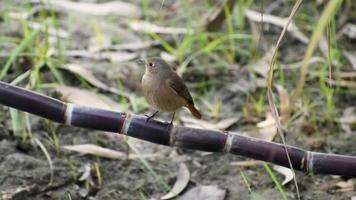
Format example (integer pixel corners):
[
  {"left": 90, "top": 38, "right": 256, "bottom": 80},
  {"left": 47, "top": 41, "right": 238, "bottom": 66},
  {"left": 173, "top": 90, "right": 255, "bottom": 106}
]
[{"left": 166, "top": 73, "right": 194, "bottom": 105}]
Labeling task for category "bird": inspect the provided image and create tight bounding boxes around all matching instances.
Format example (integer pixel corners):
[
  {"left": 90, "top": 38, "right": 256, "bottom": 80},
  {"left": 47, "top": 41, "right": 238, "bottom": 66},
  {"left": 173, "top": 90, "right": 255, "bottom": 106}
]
[{"left": 141, "top": 57, "right": 202, "bottom": 125}]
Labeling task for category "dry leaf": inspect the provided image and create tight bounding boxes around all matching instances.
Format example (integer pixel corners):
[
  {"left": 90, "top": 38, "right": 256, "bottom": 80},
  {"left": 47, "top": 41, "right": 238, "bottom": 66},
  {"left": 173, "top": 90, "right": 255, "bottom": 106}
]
[
  {"left": 318, "top": 36, "right": 329, "bottom": 58},
  {"left": 61, "top": 64, "right": 109, "bottom": 90},
  {"left": 254, "top": 112, "right": 278, "bottom": 141},
  {"left": 250, "top": 49, "right": 274, "bottom": 78},
  {"left": 335, "top": 179, "right": 354, "bottom": 192},
  {"left": 63, "top": 50, "right": 137, "bottom": 63},
  {"left": 29, "top": 22, "right": 69, "bottom": 38},
  {"left": 111, "top": 40, "right": 161, "bottom": 51},
  {"left": 273, "top": 165, "right": 294, "bottom": 185},
  {"left": 341, "top": 23, "right": 356, "bottom": 39},
  {"left": 59, "top": 64, "right": 131, "bottom": 99},
  {"left": 281, "top": 57, "right": 325, "bottom": 70},
  {"left": 328, "top": 79, "right": 356, "bottom": 88},
  {"left": 161, "top": 163, "right": 190, "bottom": 200},
  {"left": 128, "top": 20, "right": 193, "bottom": 34},
  {"left": 1, "top": 185, "right": 35, "bottom": 200},
  {"left": 230, "top": 160, "right": 263, "bottom": 167},
  {"left": 7, "top": 12, "right": 69, "bottom": 39},
  {"left": 62, "top": 144, "right": 127, "bottom": 159},
  {"left": 339, "top": 107, "right": 356, "bottom": 134},
  {"left": 78, "top": 163, "right": 92, "bottom": 181},
  {"left": 46, "top": 0, "right": 142, "bottom": 18},
  {"left": 204, "top": 0, "right": 236, "bottom": 32},
  {"left": 55, "top": 85, "right": 121, "bottom": 110},
  {"left": 160, "top": 52, "right": 177, "bottom": 63},
  {"left": 275, "top": 85, "right": 291, "bottom": 122},
  {"left": 178, "top": 185, "right": 226, "bottom": 200},
  {"left": 62, "top": 144, "right": 157, "bottom": 160},
  {"left": 245, "top": 9, "right": 309, "bottom": 44},
  {"left": 343, "top": 51, "right": 356, "bottom": 70}
]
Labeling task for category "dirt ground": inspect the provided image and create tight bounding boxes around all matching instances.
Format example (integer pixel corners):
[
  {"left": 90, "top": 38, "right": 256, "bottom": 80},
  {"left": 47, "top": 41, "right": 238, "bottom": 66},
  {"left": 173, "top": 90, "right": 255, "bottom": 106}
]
[{"left": 0, "top": 0, "right": 356, "bottom": 200}]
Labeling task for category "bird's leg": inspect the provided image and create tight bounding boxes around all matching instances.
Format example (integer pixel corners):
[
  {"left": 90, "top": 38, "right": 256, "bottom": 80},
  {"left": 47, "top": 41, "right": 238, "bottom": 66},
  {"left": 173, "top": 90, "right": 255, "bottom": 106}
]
[
  {"left": 169, "top": 112, "right": 176, "bottom": 126},
  {"left": 145, "top": 111, "right": 159, "bottom": 122}
]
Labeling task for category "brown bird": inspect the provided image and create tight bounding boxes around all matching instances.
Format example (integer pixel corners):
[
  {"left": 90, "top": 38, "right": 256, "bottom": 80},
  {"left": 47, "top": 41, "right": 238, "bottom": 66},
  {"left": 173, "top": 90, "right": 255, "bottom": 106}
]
[{"left": 141, "top": 57, "right": 202, "bottom": 124}]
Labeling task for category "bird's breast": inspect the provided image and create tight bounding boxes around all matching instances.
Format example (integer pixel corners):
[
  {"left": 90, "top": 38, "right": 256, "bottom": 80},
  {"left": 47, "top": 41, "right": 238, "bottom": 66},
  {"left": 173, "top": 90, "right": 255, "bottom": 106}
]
[{"left": 142, "top": 74, "right": 185, "bottom": 112}]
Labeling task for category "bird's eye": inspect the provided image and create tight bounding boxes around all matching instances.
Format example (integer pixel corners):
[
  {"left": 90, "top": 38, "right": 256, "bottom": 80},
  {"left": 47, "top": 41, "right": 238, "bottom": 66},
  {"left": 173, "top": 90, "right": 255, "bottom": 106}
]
[{"left": 148, "top": 62, "right": 154, "bottom": 67}]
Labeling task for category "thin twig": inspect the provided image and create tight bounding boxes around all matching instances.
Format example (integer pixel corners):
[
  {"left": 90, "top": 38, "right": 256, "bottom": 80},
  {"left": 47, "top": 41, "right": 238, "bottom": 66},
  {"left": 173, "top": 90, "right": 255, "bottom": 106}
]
[{"left": 266, "top": 0, "right": 303, "bottom": 199}]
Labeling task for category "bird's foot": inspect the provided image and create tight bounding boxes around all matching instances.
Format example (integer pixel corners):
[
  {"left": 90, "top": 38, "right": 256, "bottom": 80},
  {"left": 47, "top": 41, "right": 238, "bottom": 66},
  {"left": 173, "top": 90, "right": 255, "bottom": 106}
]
[
  {"left": 145, "top": 111, "right": 159, "bottom": 123},
  {"left": 168, "top": 121, "right": 174, "bottom": 130},
  {"left": 168, "top": 112, "right": 175, "bottom": 128},
  {"left": 145, "top": 115, "right": 153, "bottom": 123}
]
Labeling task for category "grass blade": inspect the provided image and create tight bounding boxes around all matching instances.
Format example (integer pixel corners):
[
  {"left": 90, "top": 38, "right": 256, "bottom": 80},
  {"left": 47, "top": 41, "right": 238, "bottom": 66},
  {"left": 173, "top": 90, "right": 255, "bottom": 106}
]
[
  {"left": 263, "top": 162, "right": 288, "bottom": 200},
  {"left": 294, "top": 0, "right": 343, "bottom": 98},
  {"left": 0, "top": 20, "right": 49, "bottom": 80}
]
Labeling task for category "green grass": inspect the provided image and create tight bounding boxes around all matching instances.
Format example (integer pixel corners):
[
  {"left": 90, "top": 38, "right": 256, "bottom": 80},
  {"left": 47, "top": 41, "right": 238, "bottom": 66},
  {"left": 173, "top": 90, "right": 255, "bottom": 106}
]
[
  {"left": 224, "top": 3, "right": 236, "bottom": 61},
  {"left": 263, "top": 163, "right": 289, "bottom": 200},
  {"left": 294, "top": 0, "right": 343, "bottom": 99},
  {"left": 318, "top": 16, "right": 340, "bottom": 120},
  {"left": 0, "top": 20, "right": 44, "bottom": 80}
]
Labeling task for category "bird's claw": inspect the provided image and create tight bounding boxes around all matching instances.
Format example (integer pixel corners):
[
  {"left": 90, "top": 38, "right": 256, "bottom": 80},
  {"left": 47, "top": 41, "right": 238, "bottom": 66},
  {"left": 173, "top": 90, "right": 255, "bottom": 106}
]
[
  {"left": 145, "top": 111, "right": 159, "bottom": 123},
  {"left": 145, "top": 115, "right": 153, "bottom": 123}
]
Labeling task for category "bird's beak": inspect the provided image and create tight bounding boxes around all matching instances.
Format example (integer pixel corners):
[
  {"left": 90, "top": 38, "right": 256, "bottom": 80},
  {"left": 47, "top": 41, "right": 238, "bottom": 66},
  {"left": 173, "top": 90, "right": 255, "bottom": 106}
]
[{"left": 136, "top": 58, "right": 146, "bottom": 65}]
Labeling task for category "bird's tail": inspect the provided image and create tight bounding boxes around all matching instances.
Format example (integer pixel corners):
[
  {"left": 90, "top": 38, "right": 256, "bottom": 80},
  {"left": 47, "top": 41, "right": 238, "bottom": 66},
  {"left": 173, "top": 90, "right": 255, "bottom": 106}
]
[{"left": 186, "top": 103, "right": 202, "bottom": 119}]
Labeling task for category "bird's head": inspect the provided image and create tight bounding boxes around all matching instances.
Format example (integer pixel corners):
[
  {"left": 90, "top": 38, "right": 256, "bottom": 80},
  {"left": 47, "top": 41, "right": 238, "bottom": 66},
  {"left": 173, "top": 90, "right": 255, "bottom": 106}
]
[{"left": 142, "top": 57, "right": 171, "bottom": 74}]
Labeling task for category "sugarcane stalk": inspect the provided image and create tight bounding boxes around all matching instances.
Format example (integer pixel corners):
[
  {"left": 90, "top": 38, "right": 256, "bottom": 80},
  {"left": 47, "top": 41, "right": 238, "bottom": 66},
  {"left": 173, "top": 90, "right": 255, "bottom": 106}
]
[{"left": 0, "top": 81, "right": 355, "bottom": 177}]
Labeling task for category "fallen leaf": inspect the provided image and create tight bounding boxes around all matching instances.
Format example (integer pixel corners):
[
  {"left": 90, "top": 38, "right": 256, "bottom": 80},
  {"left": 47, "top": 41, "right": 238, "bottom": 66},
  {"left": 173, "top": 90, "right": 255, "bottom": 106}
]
[
  {"left": 8, "top": 12, "right": 69, "bottom": 38},
  {"left": 341, "top": 23, "right": 356, "bottom": 39},
  {"left": 273, "top": 165, "right": 294, "bottom": 185},
  {"left": 254, "top": 126, "right": 277, "bottom": 142},
  {"left": 57, "top": 65, "right": 131, "bottom": 99},
  {"left": 62, "top": 144, "right": 127, "bottom": 159},
  {"left": 62, "top": 144, "right": 158, "bottom": 160},
  {"left": 45, "top": 0, "right": 142, "bottom": 18},
  {"left": 29, "top": 22, "right": 69, "bottom": 38},
  {"left": 335, "top": 179, "right": 354, "bottom": 192},
  {"left": 160, "top": 51, "right": 177, "bottom": 63},
  {"left": 1, "top": 185, "right": 35, "bottom": 200},
  {"left": 55, "top": 85, "right": 122, "bottom": 110},
  {"left": 275, "top": 85, "right": 291, "bottom": 123},
  {"left": 343, "top": 51, "right": 356, "bottom": 70},
  {"left": 281, "top": 57, "right": 325, "bottom": 70},
  {"left": 110, "top": 40, "right": 161, "bottom": 51},
  {"left": 318, "top": 36, "right": 329, "bottom": 58},
  {"left": 245, "top": 9, "right": 309, "bottom": 44},
  {"left": 230, "top": 160, "right": 263, "bottom": 167},
  {"left": 78, "top": 163, "right": 92, "bottom": 181},
  {"left": 161, "top": 163, "right": 190, "bottom": 200},
  {"left": 252, "top": 112, "right": 278, "bottom": 141},
  {"left": 63, "top": 50, "right": 138, "bottom": 63},
  {"left": 128, "top": 20, "right": 193, "bottom": 34},
  {"left": 61, "top": 64, "right": 109, "bottom": 91},
  {"left": 256, "top": 113, "right": 276, "bottom": 128},
  {"left": 178, "top": 185, "right": 226, "bottom": 200},
  {"left": 339, "top": 107, "right": 356, "bottom": 135},
  {"left": 328, "top": 79, "right": 356, "bottom": 88},
  {"left": 250, "top": 49, "right": 274, "bottom": 78},
  {"left": 204, "top": 0, "right": 236, "bottom": 32},
  {"left": 338, "top": 71, "right": 356, "bottom": 79}
]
